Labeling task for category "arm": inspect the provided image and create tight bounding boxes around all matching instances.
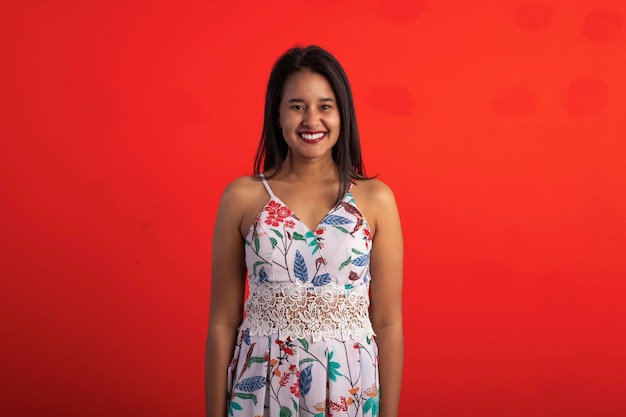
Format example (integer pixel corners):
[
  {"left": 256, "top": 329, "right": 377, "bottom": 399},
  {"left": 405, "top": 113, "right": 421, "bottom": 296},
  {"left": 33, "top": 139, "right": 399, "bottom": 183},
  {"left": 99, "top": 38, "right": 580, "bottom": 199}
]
[
  {"left": 368, "top": 182, "right": 404, "bottom": 417},
  {"left": 205, "top": 182, "right": 247, "bottom": 416}
]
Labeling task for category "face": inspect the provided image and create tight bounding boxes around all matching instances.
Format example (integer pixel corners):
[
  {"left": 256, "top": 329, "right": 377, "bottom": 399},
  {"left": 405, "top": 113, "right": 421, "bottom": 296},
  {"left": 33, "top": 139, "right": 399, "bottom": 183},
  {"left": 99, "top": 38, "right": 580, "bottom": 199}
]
[{"left": 279, "top": 69, "right": 340, "bottom": 161}]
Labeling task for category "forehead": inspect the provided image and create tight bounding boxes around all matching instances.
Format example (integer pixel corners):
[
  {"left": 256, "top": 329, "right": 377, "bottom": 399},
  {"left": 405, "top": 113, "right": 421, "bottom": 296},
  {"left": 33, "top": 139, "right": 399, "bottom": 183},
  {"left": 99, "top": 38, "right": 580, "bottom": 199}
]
[{"left": 281, "top": 70, "right": 336, "bottom": 99}]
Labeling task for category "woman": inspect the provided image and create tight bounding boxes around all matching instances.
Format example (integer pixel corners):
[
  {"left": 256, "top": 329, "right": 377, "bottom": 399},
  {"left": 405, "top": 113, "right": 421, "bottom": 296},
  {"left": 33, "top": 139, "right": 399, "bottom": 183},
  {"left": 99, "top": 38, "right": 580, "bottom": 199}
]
[{"left": 205, "top": 45, "right": 404, "bottom": 416}]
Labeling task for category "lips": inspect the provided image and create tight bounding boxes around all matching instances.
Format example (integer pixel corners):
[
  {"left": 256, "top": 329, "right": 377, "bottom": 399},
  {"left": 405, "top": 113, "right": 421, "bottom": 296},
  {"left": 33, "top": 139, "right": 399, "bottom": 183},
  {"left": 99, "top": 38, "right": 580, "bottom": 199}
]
[{"left": 299, "top": 131, "right": 326, "bottom": 143}]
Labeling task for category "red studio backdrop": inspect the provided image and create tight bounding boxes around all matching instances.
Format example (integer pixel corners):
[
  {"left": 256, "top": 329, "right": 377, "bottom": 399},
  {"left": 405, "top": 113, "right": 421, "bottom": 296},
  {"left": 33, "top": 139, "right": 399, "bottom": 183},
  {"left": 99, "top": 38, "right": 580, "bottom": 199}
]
[{"left": 1, "top": 0, "right": 625, "bottom": 416}]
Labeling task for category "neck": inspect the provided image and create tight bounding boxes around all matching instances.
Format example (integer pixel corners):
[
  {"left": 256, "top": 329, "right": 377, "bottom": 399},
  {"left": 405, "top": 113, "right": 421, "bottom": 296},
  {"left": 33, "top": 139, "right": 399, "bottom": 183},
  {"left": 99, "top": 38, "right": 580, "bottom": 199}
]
[{"left": 276, "top": 152, "right": 339, "bottom": 181}]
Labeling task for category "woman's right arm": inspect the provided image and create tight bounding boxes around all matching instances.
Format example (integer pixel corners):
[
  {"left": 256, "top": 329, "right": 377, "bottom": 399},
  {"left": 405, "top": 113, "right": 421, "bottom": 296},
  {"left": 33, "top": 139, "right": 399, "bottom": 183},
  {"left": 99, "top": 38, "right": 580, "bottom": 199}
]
[{"left": 205, "top": 182, "right": 247, "bottom": 416}]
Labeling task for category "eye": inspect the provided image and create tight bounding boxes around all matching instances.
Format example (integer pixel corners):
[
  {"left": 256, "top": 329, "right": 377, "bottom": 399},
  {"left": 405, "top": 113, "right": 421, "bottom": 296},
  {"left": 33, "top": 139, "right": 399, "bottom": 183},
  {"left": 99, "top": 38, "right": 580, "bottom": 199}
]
[
  {"left": 290, "top": 105, "right": 304, "bottom": 111},
  {"left": 320, "top": 104, "right": 332, "bottom": 110}
]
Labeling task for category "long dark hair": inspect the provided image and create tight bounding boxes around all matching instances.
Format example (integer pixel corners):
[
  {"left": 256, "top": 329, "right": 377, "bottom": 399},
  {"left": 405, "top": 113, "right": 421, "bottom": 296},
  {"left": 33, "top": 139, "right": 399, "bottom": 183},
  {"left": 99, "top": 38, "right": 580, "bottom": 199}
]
[{"left": 253, "top": 45, "right": 372, "bottom": 202}]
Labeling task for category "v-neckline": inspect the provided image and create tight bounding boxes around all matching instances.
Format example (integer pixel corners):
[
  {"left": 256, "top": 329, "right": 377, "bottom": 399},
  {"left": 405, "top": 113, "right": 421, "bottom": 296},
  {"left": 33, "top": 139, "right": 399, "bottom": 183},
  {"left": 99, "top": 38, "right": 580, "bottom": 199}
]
[
  {"left": 268, "top": 193, "right": 347, "bottom": 234},
  {"left": 259, "top": 173, "right": 352, "bottom": 234}
]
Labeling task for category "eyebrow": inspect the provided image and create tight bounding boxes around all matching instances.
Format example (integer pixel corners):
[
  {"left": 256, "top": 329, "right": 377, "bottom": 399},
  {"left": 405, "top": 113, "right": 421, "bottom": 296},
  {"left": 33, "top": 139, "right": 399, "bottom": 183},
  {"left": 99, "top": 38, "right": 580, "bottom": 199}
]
[{"left": 287, "top": 97, "right": 336, "bottom": 103}]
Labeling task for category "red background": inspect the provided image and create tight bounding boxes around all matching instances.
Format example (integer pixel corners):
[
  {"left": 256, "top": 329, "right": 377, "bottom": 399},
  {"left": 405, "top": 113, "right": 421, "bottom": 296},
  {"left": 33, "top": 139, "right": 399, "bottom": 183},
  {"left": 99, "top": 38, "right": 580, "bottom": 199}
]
[{"left": 1, "top": 0, "right": 625, "bottom": 416}]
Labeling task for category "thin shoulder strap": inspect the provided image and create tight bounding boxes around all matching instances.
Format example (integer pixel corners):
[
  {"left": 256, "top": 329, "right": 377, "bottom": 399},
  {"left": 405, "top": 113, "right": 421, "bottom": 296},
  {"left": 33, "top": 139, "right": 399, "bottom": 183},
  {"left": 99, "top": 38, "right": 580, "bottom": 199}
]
[
  {"left": 259, "top": 173, "right": 275, "bottom": 198},
  {"left": 348, "top": 178, "right": 355, "bottom": 193}
]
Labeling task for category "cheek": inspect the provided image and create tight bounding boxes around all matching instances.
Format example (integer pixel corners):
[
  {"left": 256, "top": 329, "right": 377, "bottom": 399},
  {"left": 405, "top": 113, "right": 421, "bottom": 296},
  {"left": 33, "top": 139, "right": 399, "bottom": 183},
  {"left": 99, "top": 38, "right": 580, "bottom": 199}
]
[{"left": 280, "top": 112, "right": 299, "bottom": 128}]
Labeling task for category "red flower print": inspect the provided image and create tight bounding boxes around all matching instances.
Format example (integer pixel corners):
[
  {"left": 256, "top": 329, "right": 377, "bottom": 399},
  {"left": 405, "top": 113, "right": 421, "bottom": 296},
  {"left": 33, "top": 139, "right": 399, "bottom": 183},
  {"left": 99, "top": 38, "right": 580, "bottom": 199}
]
[
  {"left": 284, "top": 220, "right": 296, "bottom": 229},
  {"left": 267, "top": 201, "right": 280, "bottom": 210},
  {"left": 276, "top": 339, "right": 294, "bottom": 355},
  {"left": 315, "top": 226, "right": 325, "bottom": 248},
  {"left": 264, "top": 201, "right": 292, "bottom": 227},
  {"left": 290, "top": 382, "right": 299, "bottom": 397},
  {"left": 363, "top": 228, "right": 372, "bottom": 248},
  {"left": 277, "top": 206, "right": 291, "bottom": 218},
  {"left": 327, "top": 397, "right": 349, "bottom": 412}
]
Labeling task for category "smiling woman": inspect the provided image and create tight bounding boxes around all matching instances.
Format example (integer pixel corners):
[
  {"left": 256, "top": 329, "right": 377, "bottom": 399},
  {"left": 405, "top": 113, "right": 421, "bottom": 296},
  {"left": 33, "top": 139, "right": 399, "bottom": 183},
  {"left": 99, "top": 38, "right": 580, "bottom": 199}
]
[
  {"left": 204, "top": 46, "right": 404, "bottom": 417},
  {"left": 279, "top": 70, "right": 341, "bottom": 160}
]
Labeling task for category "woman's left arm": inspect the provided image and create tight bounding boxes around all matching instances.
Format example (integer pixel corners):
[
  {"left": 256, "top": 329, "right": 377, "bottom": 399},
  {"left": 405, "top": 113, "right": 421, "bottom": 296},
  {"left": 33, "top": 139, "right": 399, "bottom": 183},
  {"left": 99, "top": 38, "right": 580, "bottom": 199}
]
[{"left": 368, "top": 181, "right": 404, "bottom": 417}]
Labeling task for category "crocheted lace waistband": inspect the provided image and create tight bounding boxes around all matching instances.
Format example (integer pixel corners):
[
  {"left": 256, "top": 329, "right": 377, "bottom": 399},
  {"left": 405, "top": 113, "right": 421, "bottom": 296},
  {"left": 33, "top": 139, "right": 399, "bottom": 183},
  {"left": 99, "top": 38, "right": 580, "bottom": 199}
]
[{"left": 241, "top": 282, "right": 375, "bottom": 343}]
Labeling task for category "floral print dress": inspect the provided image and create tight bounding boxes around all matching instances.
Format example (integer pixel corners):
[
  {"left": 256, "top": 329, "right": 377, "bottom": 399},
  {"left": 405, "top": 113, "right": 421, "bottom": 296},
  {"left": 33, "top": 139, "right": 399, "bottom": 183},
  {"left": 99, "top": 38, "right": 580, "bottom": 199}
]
[{"left": 225, "top": 174, "right": 379, "bottom": 417}]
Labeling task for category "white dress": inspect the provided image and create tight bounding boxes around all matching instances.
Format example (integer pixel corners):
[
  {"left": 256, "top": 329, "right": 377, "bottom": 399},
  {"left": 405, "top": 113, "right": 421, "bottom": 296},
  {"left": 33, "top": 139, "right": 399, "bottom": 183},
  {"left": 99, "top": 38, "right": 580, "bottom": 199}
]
[{"left": 224, "top": 175, "right": 380, "bottom": 416}]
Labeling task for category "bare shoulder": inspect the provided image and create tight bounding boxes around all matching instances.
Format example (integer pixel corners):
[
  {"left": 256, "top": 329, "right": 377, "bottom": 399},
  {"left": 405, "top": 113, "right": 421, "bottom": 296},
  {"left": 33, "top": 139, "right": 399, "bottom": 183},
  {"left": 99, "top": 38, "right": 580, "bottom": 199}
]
[
  {"left": 221, "top": 175, "right": 264, "bottom": 199},
  {"left": 352, "top": 178, "right": 398, "bottom": 207},
  {"left": 218, "top": 175, "right": 270, "bottom": 237},
  {"left": 351, "top": 178, "right": 400, "bottom": 236}
]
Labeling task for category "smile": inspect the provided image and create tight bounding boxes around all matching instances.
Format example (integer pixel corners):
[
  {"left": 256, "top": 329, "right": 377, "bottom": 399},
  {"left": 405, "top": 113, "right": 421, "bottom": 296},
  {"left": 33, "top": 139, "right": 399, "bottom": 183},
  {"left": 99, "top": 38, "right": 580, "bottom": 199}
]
[{"left": 299, "top": 131, "right": 326, "bottom": 143}]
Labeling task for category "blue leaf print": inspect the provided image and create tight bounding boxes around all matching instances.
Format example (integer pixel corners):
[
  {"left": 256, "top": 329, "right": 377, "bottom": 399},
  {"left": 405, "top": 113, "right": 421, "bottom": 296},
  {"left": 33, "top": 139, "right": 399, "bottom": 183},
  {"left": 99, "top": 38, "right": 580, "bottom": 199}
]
[
  {"left": 234, "top": 376, "right": 266, "bottom": 392},
  {"left": 300, "top": 364, "right": 313, "bottom": 396},
  {"left": 320, "top": 214, "right": 353, "bottom": 225},
  {"left": 243, "top": 328, "right": 250, "bottom": 345},
  {"left": 294, "top": 250, "right": 308, "bottom": 283},
  {"left": 351, "top": 253, "right": 370, "bottom": 266},
  {"left": 258, "top": 266, "right": 268, "bottom": 283},
  {"left": 312, "top": 273, "right": 331, "bottom": 286}
]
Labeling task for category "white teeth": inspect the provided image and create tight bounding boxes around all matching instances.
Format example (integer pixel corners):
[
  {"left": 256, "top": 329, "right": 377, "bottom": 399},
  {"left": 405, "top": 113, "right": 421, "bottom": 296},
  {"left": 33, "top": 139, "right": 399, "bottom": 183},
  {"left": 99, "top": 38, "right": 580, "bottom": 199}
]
[{"left": 301, "top": 132, "right": 324, "bottom": 140}]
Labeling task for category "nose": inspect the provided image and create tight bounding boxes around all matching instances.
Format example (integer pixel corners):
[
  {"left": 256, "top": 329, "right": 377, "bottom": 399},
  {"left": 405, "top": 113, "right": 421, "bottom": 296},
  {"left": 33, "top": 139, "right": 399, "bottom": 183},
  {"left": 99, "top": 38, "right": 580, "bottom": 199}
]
[{"left": 302, "top": 108, "right": 320, "bottom": 127}]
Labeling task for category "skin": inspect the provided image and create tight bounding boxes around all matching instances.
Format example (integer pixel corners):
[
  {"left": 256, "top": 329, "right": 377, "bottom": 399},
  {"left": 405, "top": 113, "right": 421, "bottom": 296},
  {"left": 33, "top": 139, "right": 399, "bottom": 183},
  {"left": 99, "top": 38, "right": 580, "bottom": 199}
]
[{"left": 205, "top": 69, "right": 404, "bottom": 416}]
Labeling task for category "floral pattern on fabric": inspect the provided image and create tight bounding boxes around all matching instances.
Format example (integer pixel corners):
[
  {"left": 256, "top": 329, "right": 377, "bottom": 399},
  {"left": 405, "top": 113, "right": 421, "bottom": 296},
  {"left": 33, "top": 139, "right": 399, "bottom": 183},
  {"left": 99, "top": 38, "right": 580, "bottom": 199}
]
[{"left": 223, "top": 176, "right": 379, "bottom": 416}]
